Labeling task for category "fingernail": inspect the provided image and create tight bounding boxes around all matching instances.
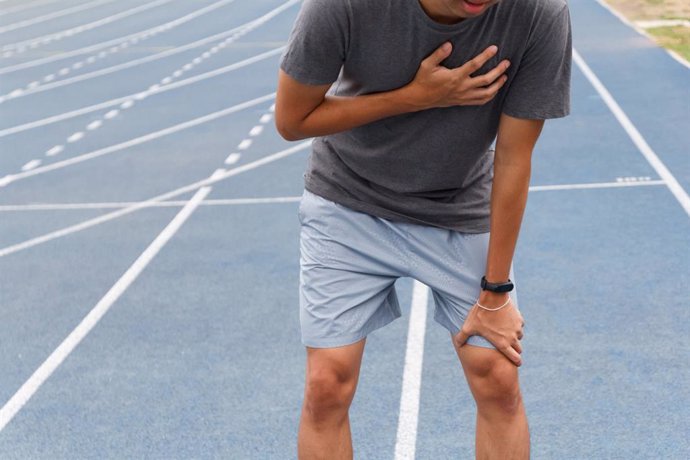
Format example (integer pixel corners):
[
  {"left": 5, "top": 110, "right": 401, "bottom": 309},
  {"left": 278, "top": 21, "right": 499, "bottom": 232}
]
[
  {"left": 490, "top": 45, "right": 498, "bottom": 53},
  {"left": 505, "top": 60, "right": 511, "bottom": 68},
  {"left": 443, "top": 42, "right": 452, "bottom": 52}
]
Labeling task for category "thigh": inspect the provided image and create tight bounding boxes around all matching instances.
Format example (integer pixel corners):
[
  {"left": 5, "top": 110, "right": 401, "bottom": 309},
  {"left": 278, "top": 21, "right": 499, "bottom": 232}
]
[
  {"left": 407, "top": 230, "right": 519, "bottom": 349},
  {"left": 299, "top": 189, "right": 404, "bottom": 348}
]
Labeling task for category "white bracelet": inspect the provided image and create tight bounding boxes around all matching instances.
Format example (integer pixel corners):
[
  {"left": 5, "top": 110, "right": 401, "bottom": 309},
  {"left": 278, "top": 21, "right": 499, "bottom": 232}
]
[{"left": 475, "top": 296, "right": 511, "bottom": 312}]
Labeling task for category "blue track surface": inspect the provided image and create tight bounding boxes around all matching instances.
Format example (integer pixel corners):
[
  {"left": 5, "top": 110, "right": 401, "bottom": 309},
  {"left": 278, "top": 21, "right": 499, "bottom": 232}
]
[{"left": 0, "top": 0, "right": 688, "bottom": 458}]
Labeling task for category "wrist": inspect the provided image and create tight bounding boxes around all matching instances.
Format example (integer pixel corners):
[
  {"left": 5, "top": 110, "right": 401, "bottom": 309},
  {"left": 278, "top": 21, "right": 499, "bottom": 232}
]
[
  {"left": 395, "top": 84, "right": 429, "bottom": 113},
  {"left": 477, "top": 289, "right": 510, "bottom": 307}
]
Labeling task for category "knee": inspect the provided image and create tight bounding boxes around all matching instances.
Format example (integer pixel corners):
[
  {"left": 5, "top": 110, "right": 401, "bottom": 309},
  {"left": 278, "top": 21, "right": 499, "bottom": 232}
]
[
  {"left": 465, "top": 351, "right": 522, "bottom": 416},
  {"left": 303, "top": 368, "right": 357, "bottom": 421}
]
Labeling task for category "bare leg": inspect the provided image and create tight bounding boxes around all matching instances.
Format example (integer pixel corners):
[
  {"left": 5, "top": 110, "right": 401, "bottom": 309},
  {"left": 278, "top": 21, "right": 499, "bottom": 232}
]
[
  {"left": 451, "top": 335, "right": 530, "bottom": 460},
  {"left": 298, "top": 338, "right": 367, "bottom": 460}
]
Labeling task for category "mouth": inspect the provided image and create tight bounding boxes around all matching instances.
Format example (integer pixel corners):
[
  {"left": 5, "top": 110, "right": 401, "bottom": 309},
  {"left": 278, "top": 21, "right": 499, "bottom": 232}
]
[{"left": 461, "top": 0, "right": 488, "bottom": 14}]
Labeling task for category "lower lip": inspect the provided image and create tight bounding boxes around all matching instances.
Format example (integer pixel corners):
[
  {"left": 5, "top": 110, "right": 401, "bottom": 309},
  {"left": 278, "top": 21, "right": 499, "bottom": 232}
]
[{"left": 462, "top": 0, "right": 486, "bottom": 14}]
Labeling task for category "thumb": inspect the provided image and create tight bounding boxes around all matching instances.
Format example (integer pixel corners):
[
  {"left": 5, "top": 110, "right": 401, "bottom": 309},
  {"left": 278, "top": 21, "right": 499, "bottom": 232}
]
[
  {"left": 453, "top": 328, "right": 469, "bottom": 348},
  {"left": 424, "top": 42, "right": 452, "bottom": 66}
]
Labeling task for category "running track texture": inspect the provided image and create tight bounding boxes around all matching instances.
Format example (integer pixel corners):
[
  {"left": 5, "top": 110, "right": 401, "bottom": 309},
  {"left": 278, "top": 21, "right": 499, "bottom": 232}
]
[{"left": 0, "top": 0, "right": 688, "bottom": 458}]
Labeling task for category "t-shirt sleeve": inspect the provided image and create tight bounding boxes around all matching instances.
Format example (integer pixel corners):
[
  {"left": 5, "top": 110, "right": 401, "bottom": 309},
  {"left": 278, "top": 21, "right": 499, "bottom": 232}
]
[
  {"left": 280, "top": 0, "right": 350, "bottom": 86},
  {"left": 502, "top": 4, "right": 572, "bottom": 120}
]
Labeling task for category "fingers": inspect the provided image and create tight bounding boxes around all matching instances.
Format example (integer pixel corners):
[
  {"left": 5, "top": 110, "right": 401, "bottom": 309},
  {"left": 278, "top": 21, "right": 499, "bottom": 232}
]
[
  {"left": 423, "top": 41, "right": 453, "bottom": 67},
  {"left": 459, "top": 73, "right": 508, "bottom": 106},
  {"left": 473, "top": 59, "right": 510, "bottom": 87},
  {"left": 453, "top": 328, "right": 470, "bottom": 348},
  {"left": 460, "top": 44, "right": 498, "bottom": 76},
  {"left": 502, "top": 345, "right": 522, "bottom": 367}
]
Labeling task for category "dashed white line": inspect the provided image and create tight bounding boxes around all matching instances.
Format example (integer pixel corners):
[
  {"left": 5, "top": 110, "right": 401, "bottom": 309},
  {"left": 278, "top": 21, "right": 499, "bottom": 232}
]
[
  {"left": 1, "top": 0, "right": 298, "bottom": 99},
  {"left": 0, "top": 48, "right": 284, "bottom": 138},
  {"left": 87, "top": 120, "right": 103, "bottom": 131},
  {"left": 0, "top": 186, "right": 211, "bottom": 434},
  {"left": 67, "top": 132, "right": 84, "bottom": 143},
  {"left": 210, "top": 168, "right": 227, "bottom": 179},
  {"left": 45, "top": 145, "right": 64, "bottom": 157},
  {"left": 0, "top": 141, "right": 310, "bottom": 257},
  {"left": 120, "top": 100, "right": 134, "bottom": 109},
  {"left": 104, "top": 109, "right": 119, "bottom": 119},
  {"left": 259, "top": 114, "right": 273, "bottom": 124},
  {"left": 21, "top": 160, "right": 42, "bottom": 171},
  {"left": 249, "top": 125, "right": 264, "bottom": 137},
  {"left": 238, "top": 139, "right": 253, "bottom": 150},
  {"left": 225, "top": 153, "right": 241, "bottom": 165},
  {"left": 0, "top": 93, "right": 276, "bottom": 187}
]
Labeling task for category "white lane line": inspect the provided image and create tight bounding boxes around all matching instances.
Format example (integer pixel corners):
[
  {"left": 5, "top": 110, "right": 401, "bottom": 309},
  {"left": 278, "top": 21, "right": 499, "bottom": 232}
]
[
  {"left": 0, "top": 141, "right": 310, "bottom": 258},
  {"left": 1, "top": 0, "right": 174, "bottom": 52},
  {"left": 0, "top": 197, "right": 302, "bottom": 211},
  {"left": 0, "top": 180, "right": 672, "bottom": 212},
  {"left": 0, "top": 0, "right": 298, "bottom": 97},
  {"left": 120, "top": 100, "right": 134, "bottom": 109},
  {"left": 21, "top": 160, "right": 42, "bottom": 171},
  {"left": 573, "top": 49, "right": 690, "bottom": 217},
  {"left": 259, "top": 114, "right": 273, "bottom": 124},
  {"left": 0, "top": 0, "right": 61, "bottom": 18},
  {"left": 0, "top": 93, "right": 276, "bottom": 188},
  {"left": 67, "top": 132, "right": 84, "bottom": 143},
  {"left": 0, "top": 187, "right": 211, "bottom": 433},
  {"left": 45, "top": 145, "right": 64, "bottom": 156},
  {"left": 237, "top": 139, "right": 253, "bottom": 150},
  {"left": 395, "top": 280, "right": 429, "bottom": 460},
  {"left": 249, "top": 125, "right": 264, "bottom": 137},
  {"left": 0, "top": 47, "right": 284, "bottom": 138},
  {"left": 104, "top": 109, "right": 119, "bottom": 119},
  {"left": 224, "top": 153, "right": 241, "bottom": 165},
  {"left": 528, "top": 180, "right": 666, "bottom": 192},
  {"left": 0, "top": 0, "right": 115, "bottom": 34}
]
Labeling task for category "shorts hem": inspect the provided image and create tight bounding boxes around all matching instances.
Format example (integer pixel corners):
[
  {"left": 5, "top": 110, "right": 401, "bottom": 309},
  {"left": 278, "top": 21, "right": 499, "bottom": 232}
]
[
  {"left": 433, "top": 313, "right": 496, "bottom": 350},
  {"left": 301, "top": 309, "right": 401, "bottom": 349}
]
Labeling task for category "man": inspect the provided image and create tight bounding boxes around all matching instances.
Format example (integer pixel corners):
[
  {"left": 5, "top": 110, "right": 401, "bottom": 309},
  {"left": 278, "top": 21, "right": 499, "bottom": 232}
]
[{"left": 275, "top": 0, "right": 571, "bottom": 458}]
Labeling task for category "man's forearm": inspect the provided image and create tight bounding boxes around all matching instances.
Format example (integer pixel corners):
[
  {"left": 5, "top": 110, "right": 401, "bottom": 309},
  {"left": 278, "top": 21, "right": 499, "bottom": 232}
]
[
  {"left": 484, "top": 157, "right": 531, "bottom": 285},
  {"left": 284, "top": 87, "right": 421, "bottom": 140}
]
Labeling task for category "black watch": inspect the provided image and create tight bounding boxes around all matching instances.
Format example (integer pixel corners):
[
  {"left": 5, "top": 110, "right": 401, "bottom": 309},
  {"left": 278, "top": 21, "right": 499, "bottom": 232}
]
[{"left": 480, "top": 275, "right": 514, "bottom": 293}]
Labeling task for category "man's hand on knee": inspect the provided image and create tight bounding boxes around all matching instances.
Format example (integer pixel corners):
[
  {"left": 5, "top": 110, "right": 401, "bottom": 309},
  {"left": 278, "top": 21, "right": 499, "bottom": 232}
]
[{"left": 453, "top": 294, "right": 525, "bottom": 367}]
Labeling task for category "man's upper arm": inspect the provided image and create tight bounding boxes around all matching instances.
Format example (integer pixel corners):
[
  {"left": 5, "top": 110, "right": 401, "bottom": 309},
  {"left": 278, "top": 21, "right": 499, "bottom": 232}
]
[
  {"left": 495, "top": 113, "right": 545, "bottom": 165},
  {"left": 502, "top": 2, "right": 572, "bottom": 120},
  {"left": 275, "top": 70, "right": 332, "bottom": 140}
]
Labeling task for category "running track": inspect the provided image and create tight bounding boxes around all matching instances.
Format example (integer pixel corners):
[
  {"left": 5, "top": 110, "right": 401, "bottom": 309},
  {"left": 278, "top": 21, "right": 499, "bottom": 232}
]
[{"left": 0, "top": 0, "right": 688, "bottom": 458}]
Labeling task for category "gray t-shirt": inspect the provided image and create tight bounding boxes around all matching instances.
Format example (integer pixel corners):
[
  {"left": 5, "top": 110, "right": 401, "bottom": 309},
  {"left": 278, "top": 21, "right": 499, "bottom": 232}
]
[{"left": 280, "top": 0, "right": 572, "bottom": 232}]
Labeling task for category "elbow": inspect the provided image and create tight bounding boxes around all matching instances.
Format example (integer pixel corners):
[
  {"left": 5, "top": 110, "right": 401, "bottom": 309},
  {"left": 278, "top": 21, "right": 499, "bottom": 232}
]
[{"left": 275, "top": 117, "right": 307, "bottom": 142}]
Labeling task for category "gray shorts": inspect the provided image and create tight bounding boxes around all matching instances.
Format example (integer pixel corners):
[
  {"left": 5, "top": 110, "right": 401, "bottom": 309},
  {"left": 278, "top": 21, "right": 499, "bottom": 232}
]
[{"left": 298, "top": 189, "right": 519, "bottom": 349}]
